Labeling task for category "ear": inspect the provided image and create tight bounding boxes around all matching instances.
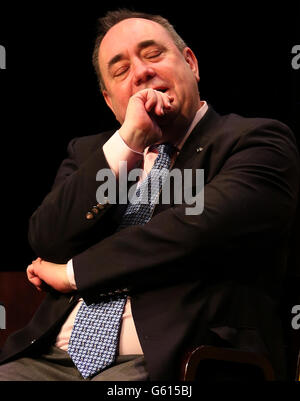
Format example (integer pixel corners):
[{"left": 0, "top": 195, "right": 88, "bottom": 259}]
[
  {"left": 102, "top": 89, "right": 114, "bottom": 113},
  {"left": 183, "top": 47, "right": 200, "bottom": 82}
]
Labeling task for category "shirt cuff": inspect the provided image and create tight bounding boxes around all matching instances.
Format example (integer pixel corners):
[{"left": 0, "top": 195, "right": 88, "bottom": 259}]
[
  {"left": 102, "top": 130, "right": 144, "bottom": 177},
  {"left": 66, "top": 259, "right": 77, "bottom": 290}
]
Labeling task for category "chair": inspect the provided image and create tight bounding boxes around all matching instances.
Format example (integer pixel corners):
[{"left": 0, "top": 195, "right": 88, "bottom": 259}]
[{"left": 181, "top": 345, "right": 276, "bottom": 381}]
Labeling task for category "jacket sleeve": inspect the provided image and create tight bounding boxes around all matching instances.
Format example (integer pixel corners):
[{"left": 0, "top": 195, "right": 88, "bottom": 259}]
[
  {"left": 71, "top": 120, "right": 300, "bottom": 294},
  {"left": 28, "top": 136, "right": 117, "bottom": 263}
]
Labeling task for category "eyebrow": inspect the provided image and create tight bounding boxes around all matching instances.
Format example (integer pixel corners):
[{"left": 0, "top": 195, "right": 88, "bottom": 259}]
[
  {"left": 107, "top": 40, "right": 164, "bottom": 70},
  {"left": 137, "top": 40, "right": 159, "bottom": 50}
]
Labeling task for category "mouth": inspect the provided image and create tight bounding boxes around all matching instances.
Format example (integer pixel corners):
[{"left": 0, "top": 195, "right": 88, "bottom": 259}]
[{"left": 154, "top": 87, "right": 168, "bottom": 93}]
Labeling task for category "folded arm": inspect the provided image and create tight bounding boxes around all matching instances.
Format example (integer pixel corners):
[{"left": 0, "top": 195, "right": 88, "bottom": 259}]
[
  {"left": 72, "top": 121, "right": 300, "bottom": 294},
  {"left": 28, "top": 120, "right": 300, "bottom": 296}
]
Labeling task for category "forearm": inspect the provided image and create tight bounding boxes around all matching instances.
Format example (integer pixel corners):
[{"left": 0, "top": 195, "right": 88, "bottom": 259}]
[
  {"left": 73, "top": 174, "right": 298, "bottom": 294},
  {"left": 72, "top": 124, "right": 300, "bottom": 294}
]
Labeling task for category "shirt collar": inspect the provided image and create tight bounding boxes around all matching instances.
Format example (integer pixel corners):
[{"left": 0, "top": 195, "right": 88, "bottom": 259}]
[
  {"left": 144, "top": 100, "right": 208, "bottom": 157},
  {"left": 175, "top": 101, "right": 208, "bottom": 151}
]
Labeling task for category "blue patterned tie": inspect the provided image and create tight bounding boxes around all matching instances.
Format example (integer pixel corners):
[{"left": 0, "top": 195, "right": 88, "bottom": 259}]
[{"left": 68, "top": 143, "right": 174, "bottom": 379}]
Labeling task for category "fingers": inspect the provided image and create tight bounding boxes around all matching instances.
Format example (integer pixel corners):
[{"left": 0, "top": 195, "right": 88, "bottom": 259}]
[
  {"left": 121, "top": 88, "right": 174, "bottom": 152},
  {"left": 27, "top": 262, "right": 43, "bottom": 292},
  {"left": 26, "top": 260, "right": 71, "bottom": 293},
  {"left": 144, "top": 89, "right": 173, "bottom": 116}
]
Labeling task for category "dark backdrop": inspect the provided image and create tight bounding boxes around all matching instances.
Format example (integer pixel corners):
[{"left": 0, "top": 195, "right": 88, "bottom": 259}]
[{"left": 0, "top": 2, "right": 299, "bottom": 272}]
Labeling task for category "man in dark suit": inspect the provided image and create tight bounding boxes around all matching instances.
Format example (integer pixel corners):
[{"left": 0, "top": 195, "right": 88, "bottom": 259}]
[{"left": 0, "top": 9, "right": 299, "bottom": 381}]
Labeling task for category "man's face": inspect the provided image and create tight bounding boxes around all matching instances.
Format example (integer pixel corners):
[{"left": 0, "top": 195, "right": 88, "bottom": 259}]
[{"left": 98, "top": 18, "right": 201, "bottom": 129}]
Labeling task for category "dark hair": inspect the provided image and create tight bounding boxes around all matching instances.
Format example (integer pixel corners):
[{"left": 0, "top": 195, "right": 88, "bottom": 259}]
[{"left": 92, "top": 9, "right": 187, "bottom": 90}]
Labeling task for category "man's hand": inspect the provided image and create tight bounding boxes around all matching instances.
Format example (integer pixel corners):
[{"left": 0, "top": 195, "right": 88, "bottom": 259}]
[
  {"left": 119, "top": 88, "right": 174, "bottom": 152},
  {"left": 27, "top": 258, "right": 73, "bottom": 293}
]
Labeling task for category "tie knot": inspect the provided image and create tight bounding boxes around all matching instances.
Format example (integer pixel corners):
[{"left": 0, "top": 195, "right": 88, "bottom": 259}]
[{"left": 150, "top": 142, "right": 176, "bottom": 156}]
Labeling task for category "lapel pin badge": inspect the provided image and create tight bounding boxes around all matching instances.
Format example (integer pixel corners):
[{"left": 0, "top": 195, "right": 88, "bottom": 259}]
[{"left": 196, "top": 147, "right": 204, "bottom": 153}]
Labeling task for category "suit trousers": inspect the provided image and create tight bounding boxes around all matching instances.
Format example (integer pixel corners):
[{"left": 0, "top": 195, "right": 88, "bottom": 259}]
[{"left": 0, "top": 346, "right": 149, "bottom": 381}]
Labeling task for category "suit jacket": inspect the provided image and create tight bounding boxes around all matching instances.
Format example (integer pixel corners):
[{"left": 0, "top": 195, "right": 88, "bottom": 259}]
[{"left": 1, "top": 106, "right": 299, "bottom": 380}]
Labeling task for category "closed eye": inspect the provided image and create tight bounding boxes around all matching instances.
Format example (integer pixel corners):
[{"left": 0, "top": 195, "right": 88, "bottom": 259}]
[
  {"left": 144, "top": 50, "right": 163, "bottom": 59},
  {"left": 113, "top": 65, "right": 129, "bottom": 77}
]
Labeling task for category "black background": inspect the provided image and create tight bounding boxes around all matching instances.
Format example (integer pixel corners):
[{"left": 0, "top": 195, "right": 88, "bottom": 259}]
[{"left": 0, "top": 2, "right": 299, "bottom": 272}]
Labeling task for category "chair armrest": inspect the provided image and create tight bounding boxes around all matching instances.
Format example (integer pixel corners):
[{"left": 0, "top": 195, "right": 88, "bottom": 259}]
[{"left": 181, "top": 345, "right": 275, "bottom": 381}]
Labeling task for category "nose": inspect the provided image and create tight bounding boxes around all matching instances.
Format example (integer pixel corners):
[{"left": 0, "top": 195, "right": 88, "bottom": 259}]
[{"left": 133, "top": 58, "right": 156, "bottom": 87}]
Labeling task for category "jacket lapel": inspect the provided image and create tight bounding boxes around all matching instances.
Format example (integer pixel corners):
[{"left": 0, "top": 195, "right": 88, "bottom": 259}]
[
  {"left": 153, "top": 105, "right": 221, "bottom": 214},
  {"left": 172, "top": 105, "right": 221, "bottom": 171}
]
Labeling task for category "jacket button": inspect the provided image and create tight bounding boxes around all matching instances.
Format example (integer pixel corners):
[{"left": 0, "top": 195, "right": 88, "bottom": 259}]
[
  {"left": 97, "top": 198, "right": 109, "bottom": 209},
  {"left": 30, "top": 339, "right": 36, "bottom": 345},
  {"left": 86, "top": 212, "right": 94, "bottom": 220}
]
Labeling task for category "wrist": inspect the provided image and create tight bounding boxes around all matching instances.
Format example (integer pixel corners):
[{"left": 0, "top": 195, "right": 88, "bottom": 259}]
[
  {"left": 118, "top": 125, "right": 146, "bottom": 154},
  {"left": 66, "top": 260, "right": 77, "bottom": 290},
  {"left": 117, "top": 130, "right": 144, "bottom": 155},
  {"left": 103, "top": 130, "right": 143, "bottom": 178}
]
